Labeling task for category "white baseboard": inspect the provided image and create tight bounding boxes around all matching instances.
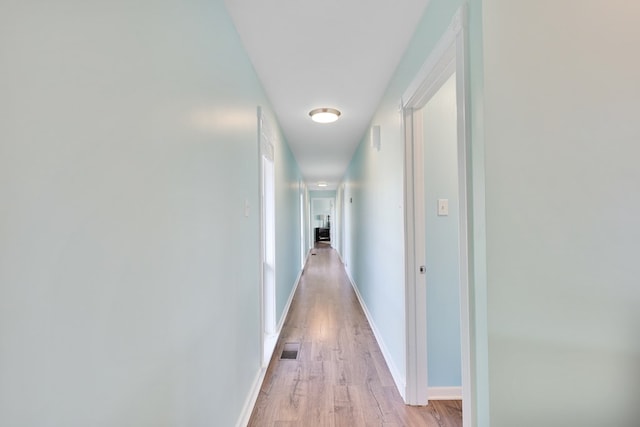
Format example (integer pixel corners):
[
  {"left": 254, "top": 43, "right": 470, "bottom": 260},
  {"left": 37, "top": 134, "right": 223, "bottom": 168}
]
[
  {"left": 262, "top": 333, "right": 278, "bottom": 367},
  {"left": 345, "top": 270, "right": 407, "bottom": 401},
  {"left": 235, "top": 367, "right": 266, "bottom": 427},
  {"left": 428, "top": 386, "right": 462, "bottom": 400},
  {"left": 236, "top": 258, "right": 307, "bottom": 427}
]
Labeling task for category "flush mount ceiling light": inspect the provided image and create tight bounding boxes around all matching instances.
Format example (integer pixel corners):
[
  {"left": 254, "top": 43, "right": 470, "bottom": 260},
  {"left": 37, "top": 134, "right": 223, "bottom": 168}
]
[
  {"left": 309, "top": 108, "right": 341, "bottom": 124},
  {"left": 317, "top": 181, "right": 328, "bottom": 187}
]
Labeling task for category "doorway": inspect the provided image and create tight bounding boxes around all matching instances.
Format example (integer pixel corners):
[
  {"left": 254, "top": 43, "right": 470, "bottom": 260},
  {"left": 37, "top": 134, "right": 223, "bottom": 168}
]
[
  {"left": 311, "top": 197, "right": 334, "bottom": 245},
  {"left": 402, "top": 7, "right": 472, "bottom": 427},
  {"left": 258, "top": 107, "right": 276, "bottom": 367},
  {"left": 421, "top": 72, "right": 462, "bottom": 397}
]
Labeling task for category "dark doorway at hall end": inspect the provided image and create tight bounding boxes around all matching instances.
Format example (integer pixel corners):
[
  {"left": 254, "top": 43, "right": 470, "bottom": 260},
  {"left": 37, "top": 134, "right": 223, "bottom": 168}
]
[{"left": 314, "top": 213, "right": 331, "bottom": 248}]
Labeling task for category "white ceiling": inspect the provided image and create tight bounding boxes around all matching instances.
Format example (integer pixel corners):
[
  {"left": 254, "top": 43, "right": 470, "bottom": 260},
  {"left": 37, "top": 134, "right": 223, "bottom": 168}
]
[{"left": 225, "top": 0, "right": 430, "bottom": 190}]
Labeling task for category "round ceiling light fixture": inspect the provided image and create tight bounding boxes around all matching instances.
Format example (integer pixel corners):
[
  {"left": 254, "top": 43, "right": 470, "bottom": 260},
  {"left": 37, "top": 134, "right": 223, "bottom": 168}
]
[{"left": 309, "top": 107, "right": 341, "bottom": 124}]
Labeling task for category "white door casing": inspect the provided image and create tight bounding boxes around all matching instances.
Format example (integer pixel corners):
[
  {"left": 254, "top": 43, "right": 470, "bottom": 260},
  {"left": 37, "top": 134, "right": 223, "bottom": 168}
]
[
  {"left": 401, "top": 7, "right": 473, "bottom": 427},
  {"left": 258, "top": 107, "right": 277, "bottom": 367}
]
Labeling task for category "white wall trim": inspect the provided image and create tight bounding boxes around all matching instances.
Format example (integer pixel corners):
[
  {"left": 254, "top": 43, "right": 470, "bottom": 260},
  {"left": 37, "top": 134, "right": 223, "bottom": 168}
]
[
  {"left": 428, "top": 386, "right": 463, "bottom": 401},
  {"left": 402, "top": 14, "right": 458, "bottom": 108},
  {"left": 258, "top": 105, "right": 277, "bottom": 363},
  {"left": 235, "top": 367, "right": 266, "bottom": 427},
  {"left": 346, "top": 270, "right": 407, "bottom": 400}
]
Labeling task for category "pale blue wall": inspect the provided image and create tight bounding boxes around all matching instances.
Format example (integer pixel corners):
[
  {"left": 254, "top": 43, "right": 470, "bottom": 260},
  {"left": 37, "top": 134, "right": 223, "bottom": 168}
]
[
  {"left": 274, "top": 134, "right": 304, "bottom": 321},
  {"left": 342, "top": 97, "right": 407, "bottom": 385},
  {"left": 0, "top": 1, "right": 301, "bottom": 426},
  {"left": 310, "top": 192, "right": 335, "bottom": 226},
  {"left": 483, "top": 1, "right": 640, "bottom": 426},
  {"left": 422, "top": 74, "right": 462, "bottom": 387},
  {"left": 309, "top": 190, "right": 337, "bottom": 199},
  {"left": 341, "top": 0, "right": 487, "bottom": 423}
]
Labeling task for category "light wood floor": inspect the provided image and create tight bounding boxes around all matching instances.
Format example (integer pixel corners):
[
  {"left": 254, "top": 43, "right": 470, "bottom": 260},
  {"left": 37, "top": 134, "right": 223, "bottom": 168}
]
[{"left": 248, "top": 243, "right": 462, "bottom": 427}]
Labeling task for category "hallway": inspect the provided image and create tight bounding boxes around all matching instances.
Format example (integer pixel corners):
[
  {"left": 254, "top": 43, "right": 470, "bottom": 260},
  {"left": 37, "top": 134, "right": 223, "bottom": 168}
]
[{"left": 248, "top": 244, "right": 462, "bottom": 426}]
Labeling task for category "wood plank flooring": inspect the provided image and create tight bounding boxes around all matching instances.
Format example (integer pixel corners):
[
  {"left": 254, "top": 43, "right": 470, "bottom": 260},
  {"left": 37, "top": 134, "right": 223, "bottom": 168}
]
[{"left": 248, "top": 244, "right": 462, "bottom": 427}]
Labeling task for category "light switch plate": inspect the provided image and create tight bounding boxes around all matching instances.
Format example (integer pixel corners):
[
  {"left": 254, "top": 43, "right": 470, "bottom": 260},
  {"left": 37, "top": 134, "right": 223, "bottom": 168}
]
[{"left": 438, "top": 199, "right": 449, "bottom": 216}]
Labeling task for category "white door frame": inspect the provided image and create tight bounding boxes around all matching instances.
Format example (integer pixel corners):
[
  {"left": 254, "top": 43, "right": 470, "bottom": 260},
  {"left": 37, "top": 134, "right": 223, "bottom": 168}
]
[
  {"left": 338, "top": 184, "right": 346, "bottom": 257},
  {"left": 401, "top": 7, "right": 473, "bottom": 427},
  {"left": 299, "top": 183, "right": 306, "bottom": 268},
  {"left": 258, "top": 107, "right": 277, "bottom": 367}
]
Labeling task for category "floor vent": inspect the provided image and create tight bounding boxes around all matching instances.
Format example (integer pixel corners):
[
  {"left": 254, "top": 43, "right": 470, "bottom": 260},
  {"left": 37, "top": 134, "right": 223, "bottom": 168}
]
[{"left": 280, "top": 342, "right": 300, "bottom": 360}]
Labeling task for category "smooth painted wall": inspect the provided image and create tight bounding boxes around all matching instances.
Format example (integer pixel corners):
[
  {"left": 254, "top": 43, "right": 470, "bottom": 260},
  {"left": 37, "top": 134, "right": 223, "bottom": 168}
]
[
  {"left": 341, "top": 0, "right": 487, "bottom": 422},
  {"left": 0, "top": 1, "right": 301, "bottom": 425},
  {"left": 309, "top": 190, "right": 337, "bottom": 199},
  {"left": 311, "top": 196, "right": 334, "bottom": 227},
  {"left": 274, "top": 130, "right": 304, "bottom": 322},
  {"left": 342, "top": 115, "right": 407, "bottom": 385},
  {"left": 483, "top": 1, "right": 640, "bottom": 426},
  {"left": 422, "top": 73, "right": 462, "bottom": 387}
]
